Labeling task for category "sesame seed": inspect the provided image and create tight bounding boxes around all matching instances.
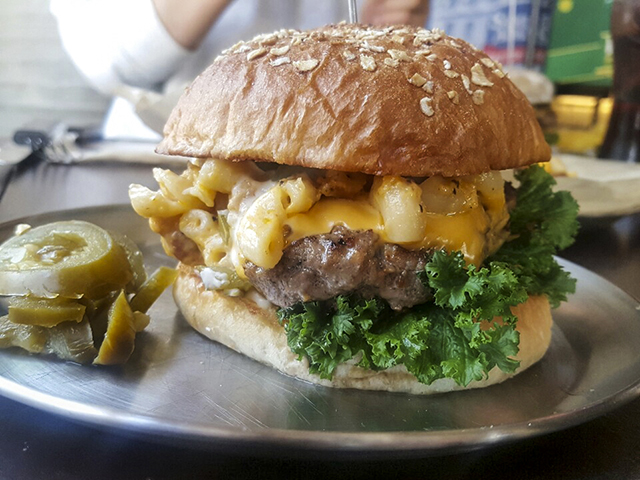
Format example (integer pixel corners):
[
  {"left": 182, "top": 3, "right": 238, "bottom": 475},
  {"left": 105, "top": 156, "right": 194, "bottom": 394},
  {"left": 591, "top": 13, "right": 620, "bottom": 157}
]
[
  {"left": 415, "top": 49, "right": 432, "bottom": 56},
  {"left": 224, "top": 40, "right": 246, "bottom": 54},
  {"left": 388, "top": 49, "right": 412, "bottom": 62},
  {"left": 431, "top": 28, "right": 445, "bottom": 41},
  {"left": 363, "top": 41, "right": 386, "bottom": 53},
  {"left": 461, "top": 74, "right": 473, "bottom": 94},
  {"left": 260, "top": 36, "right": 278, "bottom": 46},
  {"left": 447, "top": 90, "right": 460, "bottom": 104},
  {"left": 418, "top": 33, "right": 435, "bottom": 43},
  {"left": 444, "top": 70, "right": 460, "bottom": 78},
  {"left": 247, "top": 48, "right": 267, "bottom": 60},
  {"left": 270, "top": 45, "right": 290, "bottom": 56},
  {"left": 420, "top": 97, "right": 435, "bottom": 116},
  {"left": 236, "top": 44, "right": 251, "bottom": 53},
  {"left": 493, "top": 68, "right": 506, "bottom": 78},
  {"left": 426, "top": 53, "right": 438, "bottom": 62},
  {"left": 270, "top": 56, "right": 291, "bottom": 67},
  {"left": 422, "top": 81, "right": 434, "bottom": 93},
  {"left": 409, "top": 73, "right": 428, "bottom": 87},
  {"left": 392, "top": 35, "right": 406, "bottom": 44},
  {"left": 471, "top": 63, "right": 494, "bottom": 87},
  {"left": 253, "top": 32, "right": 278, "bottom": 46},
  {"left": 360, "top": 54, "right": 377, "bottom": 71},
  {"left": 383, "top": 57, "right": 399, "bottom": 67},
  {"left": 443, "top": 60, "right": 451, "bottom": 70},
  {"left": 472, "top": 89, "right": 485, "bottom": 105},
  {"left": 480, "top": 57, "right": 495, "bottom": 68},
  {"left": 343, "top": 50, "right": 356, "bottom": 61},
  {"left": 293, "top": 58, "right": 319, "bottom": 72}
]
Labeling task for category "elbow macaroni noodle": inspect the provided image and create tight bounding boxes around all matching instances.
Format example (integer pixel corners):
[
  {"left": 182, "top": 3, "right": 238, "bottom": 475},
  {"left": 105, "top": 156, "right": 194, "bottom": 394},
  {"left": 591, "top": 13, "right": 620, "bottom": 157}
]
[
  {"left": 179, "top": 209, "right": 227, "bottom": 265},
  {"left": 236, "top": 185, "right": 287, "bottom": 269},
  {"left": 129, "top": 184, "right": 186, "bottom": 218},
  {"left": 235, "top": 175, "right": 319, "bottom": 268},
  {"left": 128, "top": 158, "right": 509, "bottom": 272},
  {"left": 370, "top": 176, "right": 427, "bottom": 244}
]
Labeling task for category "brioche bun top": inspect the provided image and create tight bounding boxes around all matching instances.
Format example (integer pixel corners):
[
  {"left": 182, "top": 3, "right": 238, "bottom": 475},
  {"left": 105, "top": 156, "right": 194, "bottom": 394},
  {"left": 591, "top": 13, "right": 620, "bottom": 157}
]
[{"left": 157, "top": 24, "right": 550, "bottom": 177}]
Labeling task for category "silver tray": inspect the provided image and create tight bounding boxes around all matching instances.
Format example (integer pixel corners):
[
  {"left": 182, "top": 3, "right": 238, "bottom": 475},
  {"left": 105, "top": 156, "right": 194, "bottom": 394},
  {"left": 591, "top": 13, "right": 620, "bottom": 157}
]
[{"left": 1, "top": 205, "right": 639, "bottom": 456}]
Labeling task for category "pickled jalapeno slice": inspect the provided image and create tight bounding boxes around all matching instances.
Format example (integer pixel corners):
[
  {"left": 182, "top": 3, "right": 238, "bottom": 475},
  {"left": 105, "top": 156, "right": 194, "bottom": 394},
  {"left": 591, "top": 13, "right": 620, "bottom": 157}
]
[
  {"left": 0, "top": 315, "right": 47, "bottom": 353},
  {"left": 43, "top": 319, "right": 98, "bottom": 364},
  {"left": 0, "top": 221, "right": 133, "bottom": 299},
  {"left": 93, "top": 290, "right": 136, "bottom": 365},
  {"left": 8, "top": 296, "right": 86, "bottom": 327},
  {"left": 110, "top": 230, "right": 147, "bottom": 293},
  {"left": 129, "top": 266, "right": 178, "bottom": 314},
  {"left": 0, "top": 315, "right": 97, "bottom": 364}
]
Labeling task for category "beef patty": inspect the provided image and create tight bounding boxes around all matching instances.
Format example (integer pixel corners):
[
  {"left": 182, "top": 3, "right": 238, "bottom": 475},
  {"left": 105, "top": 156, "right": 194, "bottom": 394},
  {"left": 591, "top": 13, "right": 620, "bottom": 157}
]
[{"left": 244, "top": 226, "right": 432, "bottom": 310}]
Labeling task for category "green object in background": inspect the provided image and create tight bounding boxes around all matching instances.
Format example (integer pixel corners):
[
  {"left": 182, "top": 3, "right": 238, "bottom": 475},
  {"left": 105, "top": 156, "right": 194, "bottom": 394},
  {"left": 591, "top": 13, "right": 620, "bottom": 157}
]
[{"left": 545, "top": 0, "right": 613, "bottom": 87}]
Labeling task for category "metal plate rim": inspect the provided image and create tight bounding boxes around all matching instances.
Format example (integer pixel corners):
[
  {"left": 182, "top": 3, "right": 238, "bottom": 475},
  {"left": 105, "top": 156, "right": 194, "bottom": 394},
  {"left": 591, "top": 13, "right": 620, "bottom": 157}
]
[{"left": 1, "top": 205, "right": 640, "bottom": 456}]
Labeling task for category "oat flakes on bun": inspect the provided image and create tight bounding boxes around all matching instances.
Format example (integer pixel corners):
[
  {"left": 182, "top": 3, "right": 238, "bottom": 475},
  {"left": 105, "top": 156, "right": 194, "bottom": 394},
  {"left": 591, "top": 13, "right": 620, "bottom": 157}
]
[{"left": 129, "top": 23, "right": 579, "bottom": 394}]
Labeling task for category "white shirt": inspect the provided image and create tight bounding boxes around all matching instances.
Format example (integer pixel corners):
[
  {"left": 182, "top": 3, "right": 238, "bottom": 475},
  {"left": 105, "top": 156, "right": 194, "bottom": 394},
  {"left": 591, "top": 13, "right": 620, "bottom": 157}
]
[{"left": 51, "top": 0, "right": 353, "bottom": 139}]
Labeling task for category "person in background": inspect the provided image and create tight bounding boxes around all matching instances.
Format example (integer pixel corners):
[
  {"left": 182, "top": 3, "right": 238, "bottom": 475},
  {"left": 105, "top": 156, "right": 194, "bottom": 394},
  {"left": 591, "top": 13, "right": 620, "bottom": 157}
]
[{"left": 51, "top": 0, "right": 430, "bottom": 140}]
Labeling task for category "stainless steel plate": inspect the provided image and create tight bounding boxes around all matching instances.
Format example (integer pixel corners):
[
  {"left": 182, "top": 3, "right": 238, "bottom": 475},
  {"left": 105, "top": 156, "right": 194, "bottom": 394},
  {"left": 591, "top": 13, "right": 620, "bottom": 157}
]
[{"left": 1, "top": 205, "right": 640, "bottom": 456}]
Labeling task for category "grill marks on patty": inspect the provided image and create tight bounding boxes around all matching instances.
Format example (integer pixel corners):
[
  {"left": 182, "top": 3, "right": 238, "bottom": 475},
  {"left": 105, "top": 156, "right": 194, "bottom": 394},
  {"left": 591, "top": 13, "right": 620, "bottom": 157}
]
[{"left": 244, "top": 226, "right": 432, "bottom": 310}]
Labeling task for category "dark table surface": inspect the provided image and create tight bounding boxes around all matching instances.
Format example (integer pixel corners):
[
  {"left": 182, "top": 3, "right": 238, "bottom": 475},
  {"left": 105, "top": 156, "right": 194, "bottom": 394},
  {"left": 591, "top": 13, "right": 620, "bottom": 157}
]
[{"left": 1, "top": 155, "right": 640, "bottom": 480}]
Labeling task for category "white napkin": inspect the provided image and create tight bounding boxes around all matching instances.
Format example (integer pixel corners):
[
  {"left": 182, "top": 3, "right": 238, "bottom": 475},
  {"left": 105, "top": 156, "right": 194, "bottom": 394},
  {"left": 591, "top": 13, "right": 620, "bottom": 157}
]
[{"left": 67, "top": 140, "right": 190, "bottom": 166}]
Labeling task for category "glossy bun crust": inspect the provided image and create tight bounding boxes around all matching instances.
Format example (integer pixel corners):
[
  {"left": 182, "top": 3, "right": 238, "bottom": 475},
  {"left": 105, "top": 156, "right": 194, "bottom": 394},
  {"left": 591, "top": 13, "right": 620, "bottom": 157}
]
[
  {"left": 173, "top": 265, "right": 553, "bottom": 394},
  {"left": 157, "top": 24, "right": 550, "bottom": 177}
]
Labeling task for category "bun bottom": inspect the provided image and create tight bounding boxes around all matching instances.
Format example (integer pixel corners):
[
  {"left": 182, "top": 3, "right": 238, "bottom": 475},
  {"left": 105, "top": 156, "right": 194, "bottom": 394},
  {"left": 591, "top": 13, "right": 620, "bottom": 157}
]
[{"left": 173, "top": 265, "right": 553, "bottom": 394}]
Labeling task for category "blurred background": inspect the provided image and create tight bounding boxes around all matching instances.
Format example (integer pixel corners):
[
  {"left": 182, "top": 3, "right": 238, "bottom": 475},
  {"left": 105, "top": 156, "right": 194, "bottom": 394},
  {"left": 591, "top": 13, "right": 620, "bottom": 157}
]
[
  {"left": 429, "top": 0, "right": 617, "bottom": 158},
  {"left": 0, "top": 0, "right": 110, "bottom": 138},
  {"left": 0, "top": 0, "right": 637, "bottom": 160}
]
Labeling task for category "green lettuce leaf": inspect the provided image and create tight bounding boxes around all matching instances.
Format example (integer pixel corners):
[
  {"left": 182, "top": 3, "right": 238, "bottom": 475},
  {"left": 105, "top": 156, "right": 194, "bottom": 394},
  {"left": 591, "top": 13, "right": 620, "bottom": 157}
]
[
  {"left": 490, "top": 165, "right": 580, "bottom": 307},
  {"left": 276, "top": 165, "right": 580, "bottom": 387}
]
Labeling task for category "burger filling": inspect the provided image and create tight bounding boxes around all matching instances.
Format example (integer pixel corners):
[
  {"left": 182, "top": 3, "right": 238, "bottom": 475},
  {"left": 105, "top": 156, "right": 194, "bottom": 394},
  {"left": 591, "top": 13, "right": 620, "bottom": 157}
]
[
  {"left": 244, "top": 226, "right": 433, "bottom": 310},
  {"left": 130, "top": 159, "right": 578, "bottom": 387},
  {"left": 131, "top": 158, "right": 510, "bottom": 290}
]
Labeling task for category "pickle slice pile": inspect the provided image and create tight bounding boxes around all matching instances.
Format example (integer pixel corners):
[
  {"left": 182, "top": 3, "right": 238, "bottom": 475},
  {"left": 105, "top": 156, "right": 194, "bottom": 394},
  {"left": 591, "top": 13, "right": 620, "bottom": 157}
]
[{"left": 0, "top": 221, "right": 176, "bottom": 365}]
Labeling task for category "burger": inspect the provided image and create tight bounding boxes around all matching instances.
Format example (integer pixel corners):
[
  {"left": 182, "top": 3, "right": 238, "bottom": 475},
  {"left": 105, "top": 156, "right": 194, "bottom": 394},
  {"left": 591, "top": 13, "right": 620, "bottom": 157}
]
[{"left": 129, "top": 24, "right": 579, "bottom": 394}]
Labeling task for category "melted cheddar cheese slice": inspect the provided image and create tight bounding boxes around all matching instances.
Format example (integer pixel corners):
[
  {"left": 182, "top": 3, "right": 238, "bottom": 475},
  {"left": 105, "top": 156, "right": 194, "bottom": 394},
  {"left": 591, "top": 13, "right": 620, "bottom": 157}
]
[
  {"left": 286, "top": 198, "right": 384, "bottom": 243},
  {"left": 283, "top": 195, "right": 504, "bottom": 266}
]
